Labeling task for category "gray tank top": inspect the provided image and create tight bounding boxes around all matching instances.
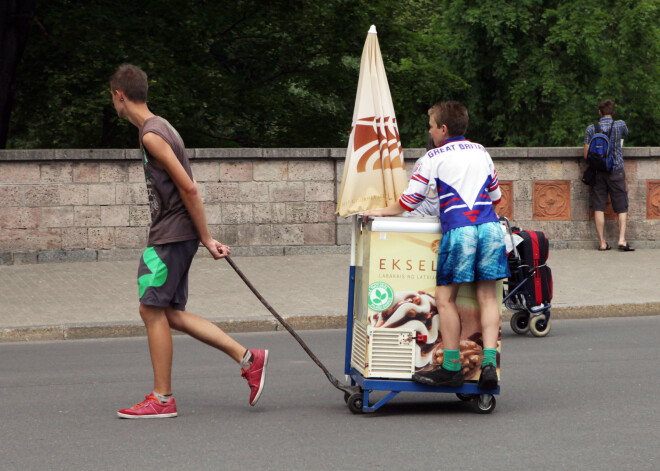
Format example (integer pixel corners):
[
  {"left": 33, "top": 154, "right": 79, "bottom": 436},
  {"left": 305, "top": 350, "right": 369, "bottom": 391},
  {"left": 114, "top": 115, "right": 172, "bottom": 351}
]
[{"left": 139, "top": 117, "right": 198, "bottom": 246}]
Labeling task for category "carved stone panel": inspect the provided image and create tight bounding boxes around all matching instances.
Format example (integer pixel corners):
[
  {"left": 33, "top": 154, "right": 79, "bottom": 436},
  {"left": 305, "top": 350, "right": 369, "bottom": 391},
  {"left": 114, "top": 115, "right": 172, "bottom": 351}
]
[
  {"left": 647, "top": 180, "right": 660, "bottom": 219},
  {"left": 533, "top": 181, "right": 570, "bottom": 220},
  {"left": 495, "top": 181, "right": 513, "bottom": 220}
]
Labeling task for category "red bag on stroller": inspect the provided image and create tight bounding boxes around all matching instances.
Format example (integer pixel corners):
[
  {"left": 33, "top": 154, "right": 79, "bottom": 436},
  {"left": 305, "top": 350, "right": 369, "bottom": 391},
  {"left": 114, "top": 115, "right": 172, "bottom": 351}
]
[{"left": 515, "top": 231, "right": 553, "bottom": 306}]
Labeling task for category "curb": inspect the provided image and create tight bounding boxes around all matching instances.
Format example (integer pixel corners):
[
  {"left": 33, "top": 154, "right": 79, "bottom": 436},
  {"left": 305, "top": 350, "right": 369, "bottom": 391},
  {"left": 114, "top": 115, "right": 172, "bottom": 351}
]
[
  {"left": 1, "top": 304, "right": 658, "bottom": 343},
  {"left": 547, "top": 302, "right": 660, "bottom": 319},
  {"left": 0, "top": 314, "right": 349, "bottom": 343}
]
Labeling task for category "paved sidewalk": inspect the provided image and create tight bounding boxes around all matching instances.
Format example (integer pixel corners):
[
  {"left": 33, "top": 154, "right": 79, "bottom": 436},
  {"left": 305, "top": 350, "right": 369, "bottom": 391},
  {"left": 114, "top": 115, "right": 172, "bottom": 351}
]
[{"left": 1, "top": 249, "right": 659, "bottom": 342}]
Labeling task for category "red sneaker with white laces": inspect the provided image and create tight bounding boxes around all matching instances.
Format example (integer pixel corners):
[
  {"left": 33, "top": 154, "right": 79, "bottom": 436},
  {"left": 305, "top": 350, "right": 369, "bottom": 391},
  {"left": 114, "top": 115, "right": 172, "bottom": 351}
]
[
  {"left": 241, "top": 349, "right": 268, "bottom": 406},
  {"left": 117, "top": 394, "right": 178, "bottom": 419}
]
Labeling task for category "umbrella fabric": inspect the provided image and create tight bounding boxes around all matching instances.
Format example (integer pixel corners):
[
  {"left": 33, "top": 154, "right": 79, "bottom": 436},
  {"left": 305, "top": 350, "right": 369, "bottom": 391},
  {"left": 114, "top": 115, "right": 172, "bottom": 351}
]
[{"left": 337, "top": 25, "right": 408, "bottom": 217}]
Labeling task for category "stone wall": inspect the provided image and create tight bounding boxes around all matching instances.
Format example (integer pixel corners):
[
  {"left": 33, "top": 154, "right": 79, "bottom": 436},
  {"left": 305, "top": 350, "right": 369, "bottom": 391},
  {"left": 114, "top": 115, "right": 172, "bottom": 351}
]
[
  {"left": 489, "top": 147, "right": 660, "bottom": 249},
  {"left": 1, "top": 147, "right": 659, "bottom": 264}
]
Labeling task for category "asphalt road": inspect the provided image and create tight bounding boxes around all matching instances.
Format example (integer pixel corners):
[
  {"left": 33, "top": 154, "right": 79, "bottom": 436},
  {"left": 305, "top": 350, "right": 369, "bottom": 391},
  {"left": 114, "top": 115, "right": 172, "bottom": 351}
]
[{"left": 1, "top": 316, "right": 659, "bottom": 471}]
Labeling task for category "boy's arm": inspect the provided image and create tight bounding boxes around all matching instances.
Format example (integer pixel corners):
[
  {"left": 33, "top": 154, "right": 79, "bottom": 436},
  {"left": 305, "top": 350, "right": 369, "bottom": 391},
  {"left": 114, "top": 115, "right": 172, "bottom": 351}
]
[
  {"left": 142, "top": 132, "right": 230, "bottom": 260},
  {"left": 363, "top": 158, "right": 432, "bottom": 217},
  {"left": 363, "top": 202, "right": 406, "bottom": 217},
  {"left": 486, "top": 156, "right": 502, "bottom": 205}
]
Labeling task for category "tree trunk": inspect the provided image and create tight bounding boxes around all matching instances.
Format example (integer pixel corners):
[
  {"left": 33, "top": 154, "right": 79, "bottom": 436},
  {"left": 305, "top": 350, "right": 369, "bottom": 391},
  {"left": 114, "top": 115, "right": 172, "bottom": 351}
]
[{"left": 0, "top": 0, "right": 37, "bottom": 148}]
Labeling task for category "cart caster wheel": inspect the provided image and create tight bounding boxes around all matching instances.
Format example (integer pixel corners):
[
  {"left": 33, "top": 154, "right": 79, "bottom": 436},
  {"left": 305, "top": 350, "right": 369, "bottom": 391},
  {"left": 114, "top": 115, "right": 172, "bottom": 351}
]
[
  {"left": 510, "top": 311, "right": 530, "bottom": 335},
  {"left": 471, "top": 394, "right": 496, "bottom": 414},
  {"left": 530, "top": 315, "right": 552, "bottom": 337},
  {"left": 344, "top": 388, "right": 362, "bottom": 404},
  {"left": 347, "top": 393, "right": 364, "bottom": 414},
  {"left": 456, "top": 393, "right": 473, "bottom": 402}
]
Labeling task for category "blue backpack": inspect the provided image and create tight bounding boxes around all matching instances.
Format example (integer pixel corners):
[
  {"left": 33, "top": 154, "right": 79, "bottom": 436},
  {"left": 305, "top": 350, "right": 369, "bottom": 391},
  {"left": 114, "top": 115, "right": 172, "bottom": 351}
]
[{"left": 586, "top": 122, "right": 614, "bottom": 172}]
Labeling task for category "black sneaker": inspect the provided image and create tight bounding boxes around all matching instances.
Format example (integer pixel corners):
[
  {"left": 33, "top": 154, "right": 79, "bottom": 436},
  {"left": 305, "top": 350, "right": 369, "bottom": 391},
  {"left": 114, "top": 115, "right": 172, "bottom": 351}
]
[
  {"left": 412, "top": 366, "right": 464, "bottom": 387},
  {"left": 477, "top": 365, "right": 498, "bottom": 390}
]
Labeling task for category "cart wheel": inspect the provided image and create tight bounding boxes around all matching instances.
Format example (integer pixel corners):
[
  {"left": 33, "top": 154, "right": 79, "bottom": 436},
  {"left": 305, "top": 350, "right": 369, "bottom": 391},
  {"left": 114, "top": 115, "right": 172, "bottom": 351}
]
[
  {"left": 456, "top": 393, "right": 473, "bottom": 402},
  {"left": 347, "top": 393, "right": 364, "bottom": 414},
  {"left": 510, "top": 311, "right": 530, "bottom": 335},
  {"left": 530, "top": 315, "right": 552, "bottom": 337},
  {"left": 471, "top": 394, "right": 496, "bottom": 414},
  {"left": 344, "top": 388, "right": 363, "bottom": 404}
]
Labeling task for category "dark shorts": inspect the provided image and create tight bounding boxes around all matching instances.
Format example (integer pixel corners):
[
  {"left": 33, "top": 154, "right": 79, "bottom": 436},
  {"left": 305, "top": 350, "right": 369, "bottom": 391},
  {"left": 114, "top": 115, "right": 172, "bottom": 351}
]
[
  {"left": 137, "top": 239, "right": 199, "bottom": 311},
  {"left": 590, "top": 168, "right": 628, "bottom": 213}
]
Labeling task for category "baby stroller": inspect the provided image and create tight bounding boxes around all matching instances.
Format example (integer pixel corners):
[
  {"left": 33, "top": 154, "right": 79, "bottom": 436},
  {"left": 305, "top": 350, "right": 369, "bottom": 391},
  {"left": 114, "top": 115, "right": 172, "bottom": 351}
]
[{"left": 499, "top": 217, "right": 553, "bottom": 337}]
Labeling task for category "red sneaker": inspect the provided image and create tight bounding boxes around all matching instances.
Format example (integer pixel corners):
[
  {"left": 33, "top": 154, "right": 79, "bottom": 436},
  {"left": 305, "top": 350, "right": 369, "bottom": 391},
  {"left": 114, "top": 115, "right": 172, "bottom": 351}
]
[
  {"left": 117, "top": 394, "right": 178, "bottom": 419},
  {"left": 241, "top": 349, "right": 268, "bottom": 406}
]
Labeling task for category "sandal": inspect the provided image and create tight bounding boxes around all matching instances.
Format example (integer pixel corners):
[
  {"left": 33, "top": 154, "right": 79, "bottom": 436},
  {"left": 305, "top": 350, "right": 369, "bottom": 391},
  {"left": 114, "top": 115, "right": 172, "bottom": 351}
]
[
  {"left": 618, "top": 243, "right": 635, "bottom": 252},
  {"left": 598, "top": 243, "right": 611, "bottom": 251}
]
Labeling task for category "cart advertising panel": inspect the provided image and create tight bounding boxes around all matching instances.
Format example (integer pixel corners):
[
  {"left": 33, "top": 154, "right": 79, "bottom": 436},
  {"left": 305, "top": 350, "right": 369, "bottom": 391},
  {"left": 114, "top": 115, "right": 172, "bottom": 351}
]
[{"left": 350, "top": 217, "right": 502, "bottom": 383}]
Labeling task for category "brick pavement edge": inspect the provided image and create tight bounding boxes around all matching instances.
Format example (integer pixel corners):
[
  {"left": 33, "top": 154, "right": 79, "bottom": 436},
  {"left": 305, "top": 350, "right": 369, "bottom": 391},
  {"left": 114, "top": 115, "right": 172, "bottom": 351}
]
[{"left": 1, "top": 304, "right": 659, "bottom": 343}]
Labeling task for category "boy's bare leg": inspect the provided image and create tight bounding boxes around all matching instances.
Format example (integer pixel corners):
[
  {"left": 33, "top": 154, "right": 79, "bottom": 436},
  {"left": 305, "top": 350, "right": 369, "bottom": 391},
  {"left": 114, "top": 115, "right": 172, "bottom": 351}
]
[
  {"left": 164, "top": 307, "right": 247, "bottom": 363},
  {"left": 475, "top": 279, "right": 501, "bottom": 349},
  {"left": 139, "top": 304, "right": 174, "bottom": 395},
  {"left": 163, "top": 307, "right": 268, "bottom": 407},
  {"left": 435, "top": 283, "right": 461, "bottom": 350}
]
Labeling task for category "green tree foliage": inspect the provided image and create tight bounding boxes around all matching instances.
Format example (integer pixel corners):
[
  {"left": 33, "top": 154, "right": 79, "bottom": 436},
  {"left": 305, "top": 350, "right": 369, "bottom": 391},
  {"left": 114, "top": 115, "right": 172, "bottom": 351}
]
[
  {"left": 7, "top": 0, "right": 660, "bottom": 149},
  {"left": 435, "top": 0, "right": 660, "bottom": 146},
  {"left": 9, "top": 0, "right": 390, "bottom": 148}
]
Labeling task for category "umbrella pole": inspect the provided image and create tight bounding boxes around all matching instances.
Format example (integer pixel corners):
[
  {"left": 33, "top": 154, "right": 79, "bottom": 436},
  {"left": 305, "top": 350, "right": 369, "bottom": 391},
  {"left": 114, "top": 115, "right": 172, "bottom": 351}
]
[{"left": 344, "top": 214, "right": 359, "bottom": 377}]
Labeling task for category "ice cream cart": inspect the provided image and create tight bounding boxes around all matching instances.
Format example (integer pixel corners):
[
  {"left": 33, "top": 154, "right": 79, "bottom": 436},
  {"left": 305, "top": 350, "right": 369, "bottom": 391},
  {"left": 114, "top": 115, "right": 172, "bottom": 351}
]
[{"left": 343, "top": 215, "right": 501, "bottom": 414}]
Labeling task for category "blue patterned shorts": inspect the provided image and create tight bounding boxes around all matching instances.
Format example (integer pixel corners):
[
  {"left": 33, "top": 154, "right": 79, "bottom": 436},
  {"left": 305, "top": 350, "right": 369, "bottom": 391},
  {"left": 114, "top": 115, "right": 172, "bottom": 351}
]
[{"left": 436, "top": 222, "right": 509, "bottom": 286}]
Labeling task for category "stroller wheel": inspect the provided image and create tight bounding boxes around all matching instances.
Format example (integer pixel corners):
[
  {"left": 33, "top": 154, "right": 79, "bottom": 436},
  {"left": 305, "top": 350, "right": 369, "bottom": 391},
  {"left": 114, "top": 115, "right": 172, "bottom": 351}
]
[
  {"left": 530, "top": 315, "right": 552, "bottom": 337},
  {"left": 510, "top": 311, "right": 530, "bottom": 335}
]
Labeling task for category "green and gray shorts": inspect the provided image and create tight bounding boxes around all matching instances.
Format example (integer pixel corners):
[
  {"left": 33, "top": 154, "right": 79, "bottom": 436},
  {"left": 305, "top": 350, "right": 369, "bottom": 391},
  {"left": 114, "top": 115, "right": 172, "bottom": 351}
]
[{"left": 137, "top": 239, "right": 199, "bottom": 311}]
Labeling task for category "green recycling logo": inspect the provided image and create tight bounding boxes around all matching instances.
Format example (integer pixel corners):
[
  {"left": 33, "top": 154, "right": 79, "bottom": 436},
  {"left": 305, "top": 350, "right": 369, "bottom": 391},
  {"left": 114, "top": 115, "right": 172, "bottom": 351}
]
[{"left": 368, "top": 282, "right": 394, "bottom": 311}]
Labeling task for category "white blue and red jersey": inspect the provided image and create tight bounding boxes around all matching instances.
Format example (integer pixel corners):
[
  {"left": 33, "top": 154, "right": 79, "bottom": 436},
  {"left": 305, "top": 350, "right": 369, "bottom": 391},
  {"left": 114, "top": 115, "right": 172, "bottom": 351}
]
[{"left": 399, "top": 136, "right": 501, "bottom": 233}]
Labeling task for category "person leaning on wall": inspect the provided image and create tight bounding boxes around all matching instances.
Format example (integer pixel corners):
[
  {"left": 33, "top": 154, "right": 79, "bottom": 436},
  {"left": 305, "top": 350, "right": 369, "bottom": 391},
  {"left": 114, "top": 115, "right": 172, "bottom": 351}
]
[{"left": 583, "top": 99, "right": 633, "bottom": 252}]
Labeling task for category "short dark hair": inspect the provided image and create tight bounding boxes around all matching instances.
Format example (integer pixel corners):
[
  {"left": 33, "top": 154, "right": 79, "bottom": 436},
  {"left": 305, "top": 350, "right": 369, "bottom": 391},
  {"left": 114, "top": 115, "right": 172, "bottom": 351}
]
[
  {"left": 598, "top": 99, "right": 615, "bottom": 116},
  {"left": 428, "top": 101, "right": 469, "bottom": 137},
  {"left": 109, "top": 64, "right": 148, "bottom": 103}
]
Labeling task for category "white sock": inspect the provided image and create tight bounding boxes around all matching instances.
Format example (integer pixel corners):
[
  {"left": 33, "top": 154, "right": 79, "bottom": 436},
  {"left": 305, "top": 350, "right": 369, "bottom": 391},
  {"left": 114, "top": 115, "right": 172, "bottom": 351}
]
[
  {"left": 239, "top": 350, "right": 253, "bottom": 369},
  {"left": 153, "top": 392, "right": 172, "bottom": 404}
]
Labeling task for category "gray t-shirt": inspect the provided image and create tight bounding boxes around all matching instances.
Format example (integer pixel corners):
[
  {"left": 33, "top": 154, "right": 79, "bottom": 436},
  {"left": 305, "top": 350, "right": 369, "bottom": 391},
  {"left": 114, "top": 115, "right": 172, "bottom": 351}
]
[{"left": 139, "top": 117, "right": 198, "bottom": 246}]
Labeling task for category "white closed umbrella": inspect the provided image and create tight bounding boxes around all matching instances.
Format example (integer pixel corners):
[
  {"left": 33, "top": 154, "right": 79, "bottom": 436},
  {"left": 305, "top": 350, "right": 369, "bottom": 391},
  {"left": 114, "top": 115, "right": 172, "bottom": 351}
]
[{"left": 336, "top": 25, "right": 408, "bottom": 217}]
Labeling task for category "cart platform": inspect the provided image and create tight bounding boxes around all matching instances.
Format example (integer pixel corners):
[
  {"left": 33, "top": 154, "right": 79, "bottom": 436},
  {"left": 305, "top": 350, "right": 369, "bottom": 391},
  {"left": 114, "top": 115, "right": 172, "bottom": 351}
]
[{"left": 346, "top": 368, "right": 499, "bottom": 414}]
